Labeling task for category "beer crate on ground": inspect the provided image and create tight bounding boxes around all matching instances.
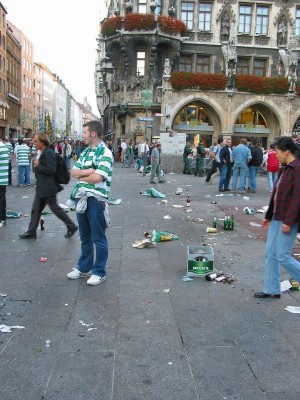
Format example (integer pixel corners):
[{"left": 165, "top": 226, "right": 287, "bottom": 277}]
[{"left": 187, "top": 245, "right": 214, "bottom": 277}]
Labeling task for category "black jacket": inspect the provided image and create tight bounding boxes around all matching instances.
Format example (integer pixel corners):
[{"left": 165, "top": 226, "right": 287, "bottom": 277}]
[
  {"left": 35, "top": 147, "right": 60, "bottom": 198},
  {"left": 219, "top": 145, "right": 232, "bottom": 167},
  {"left": 248, "top": 146, "right": 263, "bottom": 167}
]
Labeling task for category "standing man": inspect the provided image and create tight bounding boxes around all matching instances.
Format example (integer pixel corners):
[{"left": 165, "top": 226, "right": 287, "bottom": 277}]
[
  {"left": 67, "top": 121, "right": 113, "bottom": 286},
  {"left": 231, "top": 138, "right": 252, "bottom": 193},
  {"left": 194, "top": 139, "right": 206, "bottom": 177},
  {"left": 206, "top": 138, "right": 223, "bottom": 183},
  {"left": 4, "top": 138, "right": 13, "bottom": 185},
  {"left": 248, "top": 139, "right": 263, "bottom": 193},
  {"left": 149, "top": 143, "right": 165, "bottom": 184},
  {"left": 183, "top": 141, "right": 193, "bottom": 174},
  {"left": 141, "top": 139, "right": 149, "bottom": 177},
  {"left": 62, "top": 139, "right": 72, "bottom": 169},
  {"left": 121, "top": 140, "right": 127, "bottom": 163},
  {"left": 16, "top": 139, "right": 31, "bottom": 186},
  {"left": 0, "top": 137, "right": 9, "bottom": 227},
  {"left": 19, "top": 133, "right": 78, "bottom": 240},
  {"left": 218, "top": 138, "right": 233, "bottom": 192}
]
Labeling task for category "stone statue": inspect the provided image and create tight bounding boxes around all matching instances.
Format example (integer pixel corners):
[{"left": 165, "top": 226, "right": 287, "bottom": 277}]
[
  {"left": 278, "top": 21, "right": 287, "bottom": 46},
  {"left": 288, "top": 65, "right": 297, "bottom": 93},
  {"left": 221, "top": 15, "right": 230, "bottom": 42},
  {"left": 163, "top": 59, "right": 172, "bottom": 76},
  {"left": 227, "top": 60, "right": 236, "bottom": 90},
  {"left": 116, "top": 100, "right": 129, "bottom": 122}
]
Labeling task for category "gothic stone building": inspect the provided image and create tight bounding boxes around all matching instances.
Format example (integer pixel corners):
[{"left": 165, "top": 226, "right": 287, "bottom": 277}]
[{"left": 96, "top": 0, "right": 300, "bottom": 163}]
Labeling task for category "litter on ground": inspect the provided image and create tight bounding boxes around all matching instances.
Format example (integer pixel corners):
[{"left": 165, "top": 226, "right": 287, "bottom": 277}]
[
  {"left": 132, "top": 239, "right": 156, "bottom": 248},
  {"left": 0, "top": 325, "right": 25, "bottom": 333}
]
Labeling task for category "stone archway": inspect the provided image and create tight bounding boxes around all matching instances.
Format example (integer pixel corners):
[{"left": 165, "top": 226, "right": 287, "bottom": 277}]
[
  {"left": 232, "top": 100, "right": 283, "bottom": 148},
  {"left": 170, "top": 96, "right": 223, "bottom": 147}
]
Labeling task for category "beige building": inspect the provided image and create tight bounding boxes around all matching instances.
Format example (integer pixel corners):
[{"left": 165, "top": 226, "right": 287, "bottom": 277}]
[
  {"left": 6, "top": 22, "right": 21, "bottom": 140},
  {"left": 7, "top": 21, "right": 34, "bottom": 138},
  {"left": 0, "top": 2, "right": 8, "bottom": 137},
  {"left": 96, "top": 0, "right": 300, "bottom": 168}
]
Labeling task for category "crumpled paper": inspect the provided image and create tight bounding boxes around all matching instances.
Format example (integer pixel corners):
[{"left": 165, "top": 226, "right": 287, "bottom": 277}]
[
  {"left": 132, "top": 239, "right": 156, "bottom": 249},
  {"left": 0, "top": 325, "right": 25, "bottom": 333}
]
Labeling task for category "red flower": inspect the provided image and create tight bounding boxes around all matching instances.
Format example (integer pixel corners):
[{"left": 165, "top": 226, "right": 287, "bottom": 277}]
[
  {"left": 170, "top": 72, "right": 226, "bottom": 91},
  {"left": 124, "top": 13, "right": 155, "bottom": 31},
  {"left": 157, "top": 15, "right": 187, "bottom": 36},
  {"left": 101, "top": 16, "right": 122, "bottom": 38}
]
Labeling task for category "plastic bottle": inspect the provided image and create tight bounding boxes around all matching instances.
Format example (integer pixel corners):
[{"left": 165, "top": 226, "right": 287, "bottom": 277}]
[
  {"left": 40, "top": 218, "right": 45, "bottom": 230},
  {"left": 205, "top": 271, "right": 223, "bottom": 281},
  {"left": 212, "top": 216, "right": 217, "bottom": 229},
  {"left": 186, "top": 196, "right": 191, "bottom": 207}
]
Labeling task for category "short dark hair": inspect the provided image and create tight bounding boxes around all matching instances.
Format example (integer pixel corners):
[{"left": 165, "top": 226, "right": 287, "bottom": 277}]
[
  {"left": 217, "top": 138, "right": 223, "bottom": 144},
  {"left": 252, "top": 139, "right": 258, "bottom": 146},
  {"left": 83, "top": 120, "right": 103, "bottom": 139},
  {"left": 274, "top": 136, "right": 297, "bottom": 154}
]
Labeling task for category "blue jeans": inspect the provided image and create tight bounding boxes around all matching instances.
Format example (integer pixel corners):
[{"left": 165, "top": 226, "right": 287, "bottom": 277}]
[
  {"left": 248, "top": 166, "right": 259, "bottom": 191},
  {"left": 264, "top": 219, "right": 300, "bottom": 294},
  {"left": 64, "top": 156, "right": 70, "bottom": 169},
  {"left": 18, "top": 165, "right": 30, "bottom": 185},
  {"left": 76, "top": 197, "right": 107, "bottom": 278},
  {"left": 231, "top": 163, "right": 248, "bottom": 191},
  {"left": 267, "top": 171, "right": 278, "bottom": 192},
  {"left": 219, "top": 164, "right": 232, "bottom": 190}
]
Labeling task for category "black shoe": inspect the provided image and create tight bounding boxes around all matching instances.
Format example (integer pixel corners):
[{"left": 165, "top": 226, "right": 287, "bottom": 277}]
[
  {"left": 19, "top": 232, "right": 37, "bottom": 239},
  {"left": 219, "top": 189, "right": 225, "bottom": 192},
  {"left": 149, "top": 181, "right": 156, "bottom": 184},
  {"left": 158, "top": 180, "right": 166, "bottom": 183},
  {"left": 224, "top": 189, "right": 232, "bottom": 192},
  {"left": 65, "top": 227, "right": 78, "bottom": 238},
  {"left": 254, "top": 292, "right": 281, "bottom": 299}
]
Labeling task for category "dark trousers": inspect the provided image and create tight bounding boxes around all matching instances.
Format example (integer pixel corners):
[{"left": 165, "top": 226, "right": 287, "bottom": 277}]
[
  {"left": 27, "top": 195, "right": 77, "bottom": 235},
  {"left": 0, "top": 185, "right": 6, "bottom": 221},
  {"left": 8, "top": 161, "right": 12, "bottom": 184},
  {"left": 206, "top": 160, "right": 220, "bottom": 182}
]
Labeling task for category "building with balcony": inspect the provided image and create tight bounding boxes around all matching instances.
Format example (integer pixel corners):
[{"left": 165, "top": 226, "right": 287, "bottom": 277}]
[
  {"left": 6, "top": 21, "right": 21, "bottom": 140},
  {"left": 0, "top": 2, "right": 9, "bottom": 137},
  {"left": 96, "top": 0, "right": 300, "bottom": 164},
  {"left": 7, "top": 21, "right": 35, "bottom": 138}
]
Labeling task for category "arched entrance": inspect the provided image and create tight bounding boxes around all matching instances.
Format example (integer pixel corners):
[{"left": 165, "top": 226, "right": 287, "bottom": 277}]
[
  {"left": 233, "top": 103, "right": 280, "bottom": 149},
  {"left": 171, "top": 100, "right": 220, "bottom": 148},
  {"left": 293, "top": 116, "right": 300, "bottom": 134}
]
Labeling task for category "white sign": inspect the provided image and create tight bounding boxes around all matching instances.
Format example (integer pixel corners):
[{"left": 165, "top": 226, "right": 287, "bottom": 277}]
[{"left": 160, "top": 132, "right": 186, "bottom": 155}]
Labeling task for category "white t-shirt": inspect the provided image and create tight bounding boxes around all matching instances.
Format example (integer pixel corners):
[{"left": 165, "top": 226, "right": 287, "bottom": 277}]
[{"left": 121, "top": 142, "right": 127, "bottom": 151}]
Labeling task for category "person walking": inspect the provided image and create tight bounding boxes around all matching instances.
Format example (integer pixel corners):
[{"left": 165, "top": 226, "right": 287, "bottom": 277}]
[
  {"left": 16, "top": 139, "right": 31, "bottom": 186},
  {"left": 194, "top": 139, "right": 206, "bottom": 177},
  {"left": 141, "top": 139, "right": 149, "bottom": 177},
  {"left": 231, "top": 138, "right": 252, "bottom": 193},
  {"left": 254, "top": 137, "right": 300, "bottom": 299},
  {"left": 206, "top": 138, "right": 223, "bottom": 184},
  {"left": 0, "top": 137, "right": 9, "bottom": 227},
  {"left": 19, "top": 133, "right": 78, "bottom": 240},
  {"left": 248, "top": 139, "right": 263, "bottom": 193},
  {"left": 62, "top": 140, "right": 72, "bottom": 169},
  {"left": 263, "top": 143, "right": 280, "bottom": 193},
  {"left": 67, "top": 121, "right": 113, "bottom": 286},
  {"left": 149, "top": 143, "right": 165, "bottom": 184},
  {"left": 183, "top": 141, "right": 193, "bottom": 174},
  {"left": 218, "top": 138, "right": 233, "bottom": 192}
]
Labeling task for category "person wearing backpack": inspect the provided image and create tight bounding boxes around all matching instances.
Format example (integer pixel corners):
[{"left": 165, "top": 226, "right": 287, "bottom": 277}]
[
  {"left": 19, "top": 133, "right": 78, "bottom": 240},
  {"left": 263, "top": 143, "right": 280, "bottom": 193}
]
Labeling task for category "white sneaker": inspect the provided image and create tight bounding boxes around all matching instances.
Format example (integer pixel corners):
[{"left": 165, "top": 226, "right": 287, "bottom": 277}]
[
  {"left": 87, "top": 275, "right": 106, "bottom": 286},
  {"left": 0, "top": 221, "right": 4, "bottom": 227},
  {"left": 67, "top": 269, "right": 92, "bottom": 279}
]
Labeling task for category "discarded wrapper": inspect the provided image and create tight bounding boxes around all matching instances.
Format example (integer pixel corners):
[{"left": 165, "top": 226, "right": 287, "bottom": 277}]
[
  {"left": 152, "top": 230, "right": 179, "bottom": 242},
  {"left": 206, "top": 227, "right": 217, "bottom": 233},
  {"left": 132, "top": 239, "right": 156, "bottom": 248},
  {"left": 39, "top": 257, "right": 47, "bottom": 262}
]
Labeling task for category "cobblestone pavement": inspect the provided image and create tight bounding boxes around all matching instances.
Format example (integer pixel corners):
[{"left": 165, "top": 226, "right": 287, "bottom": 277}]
[{"left": 0, "top": 161, "right": 300, "bottom": 400}]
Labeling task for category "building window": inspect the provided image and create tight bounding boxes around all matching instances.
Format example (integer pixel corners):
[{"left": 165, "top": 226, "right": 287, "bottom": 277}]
[
  {"left": 138, "top": 0, "right": 147, "bottom": 14},
  {"left": 256, "top": 6, "right": 269, "bottom": 35},
  {"left": 137, "top": 51, "right": 146, "bottom": 76},
  {"left": 253, "top": 58, "right": 267, "bottom": 77},
  {"left": 196, "top": 55, "right": 210, "bottom": 73},
  {"left": 181, "top": 2, "right": 194, "bottom": 30},
  {"left": 239, "top": 5, "right": 252, "bottom": 34},
  {"left": 179, "top": 55, "right": 193, "bottom": 72},
  {"left": 199, "top": 2, "right": 212, "bottom": 31},
  {"left": 296, "top": 8, "right": 300, "bottom": 36},
  {"left": 237, "top": 57, "right": 250, "bottom": 74}
]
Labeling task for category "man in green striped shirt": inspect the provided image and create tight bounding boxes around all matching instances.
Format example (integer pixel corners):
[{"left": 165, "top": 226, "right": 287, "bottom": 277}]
[
  {"left": 0, "top": 137, "right": 9, "bottom": 227},
  {"left": 67, "top": 121, "right": 113, "bottom": 286},
  {"left": 16, "top": 139, "right": 31, "bottom": 186}
]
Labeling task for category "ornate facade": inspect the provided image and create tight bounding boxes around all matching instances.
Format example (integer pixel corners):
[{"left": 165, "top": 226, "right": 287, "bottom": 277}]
[{"left": 96, "top": 0, "right": 300, "bottom": 151}]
